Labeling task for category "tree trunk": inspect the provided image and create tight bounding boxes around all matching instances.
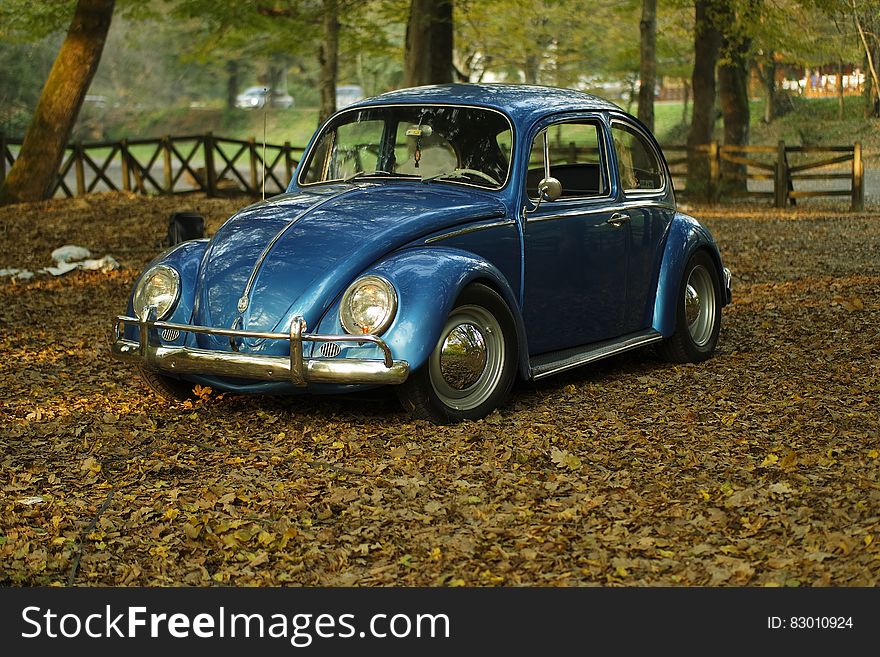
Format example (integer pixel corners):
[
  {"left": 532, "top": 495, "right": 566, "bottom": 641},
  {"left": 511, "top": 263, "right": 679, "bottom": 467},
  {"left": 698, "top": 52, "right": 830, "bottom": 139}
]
[
  {"left": 686, "top": 0, "right": 721, "bottom": 201},
  {"left": 523, "top": 54, "right": 540, "bottom": 85},
  {"left": 853, "top": 7, "right": 879, "bottom": 118},
  {"left": 318, "top": 0, "right": 339, "bottom": 125},
  {"left": 760, "top": 56, "right": 776, "bottom": 123},
  {"left": 718, "top": 21, "right": 751, "bottom": 196},
  {"left": 226, "top": 60, "right": 239, "bottom": 110},
  {"left": 637, "top": 0, "right": 657, "bottom": 131},
  {"left": 404, "top": 0, "right": 453, "bottom": 87},
  {"left": 0, "top": 0, "right": 115, "bottom": 205}
]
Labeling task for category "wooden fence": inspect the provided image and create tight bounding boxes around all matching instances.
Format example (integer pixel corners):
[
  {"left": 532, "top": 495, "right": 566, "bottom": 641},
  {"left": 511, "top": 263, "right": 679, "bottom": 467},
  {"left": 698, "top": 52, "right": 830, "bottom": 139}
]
[
  {"left": 0, "top": 133, "right": 865, "bottom": 210},
  {"left": 664, "top": 141, "right": 864, "bottom": 210},
  {"left": 0, "top": 133, "right": 305, "bottom": 198}
]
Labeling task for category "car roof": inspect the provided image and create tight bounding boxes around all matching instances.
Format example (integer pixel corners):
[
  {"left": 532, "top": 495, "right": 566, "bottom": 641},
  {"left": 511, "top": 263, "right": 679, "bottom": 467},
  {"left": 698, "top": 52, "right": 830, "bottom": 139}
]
[{"left": 352, "top": 83, "right": 623, "bottom": 125}]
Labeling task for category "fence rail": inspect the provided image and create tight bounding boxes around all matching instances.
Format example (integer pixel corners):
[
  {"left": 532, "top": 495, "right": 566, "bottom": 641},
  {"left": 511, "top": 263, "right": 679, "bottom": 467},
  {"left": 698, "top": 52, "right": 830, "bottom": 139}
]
[
  {"left": 0, "top": 134, "right": 865, "bottom": 210},
  {"left": 0, "top": 133, "right": 306, "bottom": 199},
  {"left": 663, "top": 140, "right": 864, "bottom": 211}
]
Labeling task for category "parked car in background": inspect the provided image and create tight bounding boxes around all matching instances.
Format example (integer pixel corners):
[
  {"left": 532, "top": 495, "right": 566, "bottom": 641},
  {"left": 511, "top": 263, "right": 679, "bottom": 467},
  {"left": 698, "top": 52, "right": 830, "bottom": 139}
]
[
  {"left": 235, "top": 86, "right": 295, "bottom": 109},
  {"left": 112, "top": 83, "right": 731, "bottom": 424},
  {"left": 335, "top": 84, "right": 364, "bottom": 109}
]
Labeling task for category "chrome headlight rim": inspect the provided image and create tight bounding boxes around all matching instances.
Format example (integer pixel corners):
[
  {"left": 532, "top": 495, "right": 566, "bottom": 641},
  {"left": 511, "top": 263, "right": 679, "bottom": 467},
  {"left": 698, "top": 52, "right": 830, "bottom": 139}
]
[
  {"left": 339, "top": 274, "right": 398, "bottom": 336},
  {"left": 133, "top": 264, "right": 181, "bottom": 321}
]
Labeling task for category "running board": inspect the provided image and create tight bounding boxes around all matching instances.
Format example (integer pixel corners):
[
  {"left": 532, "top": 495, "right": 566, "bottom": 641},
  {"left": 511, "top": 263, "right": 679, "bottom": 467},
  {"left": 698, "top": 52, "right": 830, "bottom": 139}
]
[{"left": 529, "top": 330, "right": 664, "bottom": 380}]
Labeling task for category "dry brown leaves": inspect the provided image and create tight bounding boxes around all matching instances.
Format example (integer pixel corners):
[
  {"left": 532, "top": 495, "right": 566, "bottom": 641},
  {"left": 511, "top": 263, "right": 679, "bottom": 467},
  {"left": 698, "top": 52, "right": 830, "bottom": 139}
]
[{"left": 1, "top": 193, "right": 878, "bottom": 587}]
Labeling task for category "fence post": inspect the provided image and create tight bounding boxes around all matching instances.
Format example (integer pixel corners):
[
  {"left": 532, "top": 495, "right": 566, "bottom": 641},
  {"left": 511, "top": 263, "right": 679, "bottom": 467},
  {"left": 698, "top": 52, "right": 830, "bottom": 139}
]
[
  {"left": 284, "top": 140, "right": 293, "bottom": 184},
  {"left": 708, "top": 141, "right": 719, "bottom": 202},
  {"left": 248, "top": 137, "right": 258, "bottom": 194},
  {"left": 163, "top": 136, "right": 173, "bottom": 193},
  {"left": 120, "top": 139, "right": 131, "bottom": 192},
  {"left": 204, "top": 132, "right": 218, "bottom": 197},
  {"left": 74, "top": 142, "right": 86, "bottom": 196},
  {"left": 774, "top": 140, "right": 788, "bottom": 208},
  {"left": 852, "top": 141, "right": 864, "bottom": 212},
  {"left": 0, "top": 132, "right": 6, "bottom": 185}
]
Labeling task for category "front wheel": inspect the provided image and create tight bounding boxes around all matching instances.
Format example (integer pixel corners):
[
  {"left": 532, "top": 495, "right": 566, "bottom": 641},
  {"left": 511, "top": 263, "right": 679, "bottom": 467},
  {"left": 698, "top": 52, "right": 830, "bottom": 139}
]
[
  {"left": 137, "top": 365, "right": 197, "bottom": 402},
  {"left": 396, "top": 283, "right": 517, "bottom": 424},
  {"left": 657, "top": 250, "right": 722, "bottom": 363}
]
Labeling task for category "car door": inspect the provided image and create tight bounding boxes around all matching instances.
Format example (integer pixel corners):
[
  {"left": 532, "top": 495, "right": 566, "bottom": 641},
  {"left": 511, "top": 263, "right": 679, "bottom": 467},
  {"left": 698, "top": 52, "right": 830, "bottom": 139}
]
[
  {"left": 609, "top": 119, "right": 676, "bottom": 333},
  {"left": 522, "top": 117, "right": 628, "bottom": 355}
]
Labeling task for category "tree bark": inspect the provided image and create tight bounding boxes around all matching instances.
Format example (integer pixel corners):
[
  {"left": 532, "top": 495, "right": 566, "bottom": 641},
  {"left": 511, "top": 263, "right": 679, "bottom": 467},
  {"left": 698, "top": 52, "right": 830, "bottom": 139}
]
[
  {"left": 718, "top": 11, "right": 751, "bottom": 196},
  {"left": 686, "top": 0, "right": 721, "bottom": 201},
  {"left": 404, "top": 0, "right": 453, "bottom": 87},
  {"left": 0, "top": 0, "right": 115, "bottom": 205},
  {"left": 637, "top": 0, "right": 657, "bottom": 131},
  {"left": 318, "top": 0, "right": 339, "bottom": 125}
]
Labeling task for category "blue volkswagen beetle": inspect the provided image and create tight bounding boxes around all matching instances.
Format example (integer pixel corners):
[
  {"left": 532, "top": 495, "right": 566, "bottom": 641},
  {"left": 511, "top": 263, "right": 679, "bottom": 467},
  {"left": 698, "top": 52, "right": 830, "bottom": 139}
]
[{"left": 112, "top": 84, "right": 732, "bottom": 423}]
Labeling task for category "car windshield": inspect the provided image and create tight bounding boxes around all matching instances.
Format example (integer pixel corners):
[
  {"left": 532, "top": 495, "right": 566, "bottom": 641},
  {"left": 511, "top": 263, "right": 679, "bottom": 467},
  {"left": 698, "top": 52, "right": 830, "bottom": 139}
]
[{"left": 299, "top": 105, "right": 513, "bottom": 190}]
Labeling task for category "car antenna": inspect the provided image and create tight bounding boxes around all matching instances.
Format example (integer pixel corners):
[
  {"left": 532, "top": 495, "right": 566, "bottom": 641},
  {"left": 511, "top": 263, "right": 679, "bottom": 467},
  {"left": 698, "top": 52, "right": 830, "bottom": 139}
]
[{"left": 262, "top": 87, "right": 268, "bottom": 201}]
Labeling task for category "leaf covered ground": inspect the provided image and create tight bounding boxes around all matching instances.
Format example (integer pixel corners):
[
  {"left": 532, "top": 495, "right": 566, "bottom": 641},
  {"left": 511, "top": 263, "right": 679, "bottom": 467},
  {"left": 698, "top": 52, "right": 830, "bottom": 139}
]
[{"left": 1, "top": 193, "right": 878, "bottom": 587}]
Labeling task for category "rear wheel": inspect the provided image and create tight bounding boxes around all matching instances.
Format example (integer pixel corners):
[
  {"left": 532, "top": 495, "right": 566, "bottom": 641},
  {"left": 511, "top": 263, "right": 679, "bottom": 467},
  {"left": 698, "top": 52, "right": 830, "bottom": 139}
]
[
  {"left": 657, "top": 250, "right": 722, "bottom": 363},
  {"left": 396, "top": 283, "right": 517, "bottom": 423},
  {"left": 137, "top": 365, "right": 197, "bottom": 402}
]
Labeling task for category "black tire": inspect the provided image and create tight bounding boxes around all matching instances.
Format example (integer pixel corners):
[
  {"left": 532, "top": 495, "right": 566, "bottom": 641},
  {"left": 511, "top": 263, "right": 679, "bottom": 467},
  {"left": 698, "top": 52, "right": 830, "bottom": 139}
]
[
  {"left": 396, "top": 283, "right": 518, "bottom": 424},
  {"left": 657, "top": 250, "right": 722, "bottom": 363},
  {"left": 137, "top": 365, "right": 197, "bottom": 402}
]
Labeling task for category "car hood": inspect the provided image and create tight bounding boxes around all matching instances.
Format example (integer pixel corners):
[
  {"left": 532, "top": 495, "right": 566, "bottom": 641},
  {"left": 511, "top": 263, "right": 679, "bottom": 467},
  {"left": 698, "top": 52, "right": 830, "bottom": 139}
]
[{"left": 192, "top": 183, "right": 506, "bottom": 336}]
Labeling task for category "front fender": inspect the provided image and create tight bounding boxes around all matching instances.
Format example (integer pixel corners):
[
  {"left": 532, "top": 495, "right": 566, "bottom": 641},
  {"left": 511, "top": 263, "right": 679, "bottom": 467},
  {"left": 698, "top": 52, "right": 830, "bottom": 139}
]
[
  {"left": 652, "top": 212, "right": 726, "bottom": 337},
  {"left": 123, "top": 239, "right": 209, "bottom": 342},
  {"left": 314, "top": 246, "right": 529, "bottom": 377}
]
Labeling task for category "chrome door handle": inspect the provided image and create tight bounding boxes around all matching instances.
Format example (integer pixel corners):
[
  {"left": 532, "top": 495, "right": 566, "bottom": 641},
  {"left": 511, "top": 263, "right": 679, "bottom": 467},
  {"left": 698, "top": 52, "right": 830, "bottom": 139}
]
[{"left": 606, "top": 213, "right": 630, "bottom": 227}]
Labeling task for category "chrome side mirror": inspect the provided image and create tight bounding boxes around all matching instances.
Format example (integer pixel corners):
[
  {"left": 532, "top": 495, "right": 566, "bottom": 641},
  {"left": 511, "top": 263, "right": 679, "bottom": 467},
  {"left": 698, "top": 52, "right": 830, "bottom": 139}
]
[
  {"left": 538, "top": 177, "right": 562, "bottom": 202},
  {"left": 527, "top": 176, "right": 562, "bottom": 215}
]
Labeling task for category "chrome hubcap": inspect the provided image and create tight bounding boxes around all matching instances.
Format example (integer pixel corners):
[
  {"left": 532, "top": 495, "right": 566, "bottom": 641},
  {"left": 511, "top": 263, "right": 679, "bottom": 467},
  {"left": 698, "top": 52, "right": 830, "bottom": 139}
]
[
  {"left": 439, "top": 323, "right": 487, "bottom": 390},
  {"left": 429, "top": 305, "right": 504, "bottom": 411},
  {"left": 685, "top": 265, "right": 716, "bottom": 347}
]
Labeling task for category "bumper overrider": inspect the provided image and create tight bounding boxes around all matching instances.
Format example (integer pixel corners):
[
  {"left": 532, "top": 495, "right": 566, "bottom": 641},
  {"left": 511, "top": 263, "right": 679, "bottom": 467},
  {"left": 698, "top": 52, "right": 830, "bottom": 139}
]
[
  {"left": 723, "top": 267, "right": 733, "bottom": 305},
  {"left": 111, "top": 313, "right": 410, "bottom": 386}
]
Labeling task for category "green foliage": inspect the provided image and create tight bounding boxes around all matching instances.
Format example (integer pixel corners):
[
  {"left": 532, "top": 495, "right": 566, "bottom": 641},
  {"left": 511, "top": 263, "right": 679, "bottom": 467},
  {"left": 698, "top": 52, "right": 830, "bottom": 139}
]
[{"left": 0, "top": 0, "right": 76, "bottom": 41}]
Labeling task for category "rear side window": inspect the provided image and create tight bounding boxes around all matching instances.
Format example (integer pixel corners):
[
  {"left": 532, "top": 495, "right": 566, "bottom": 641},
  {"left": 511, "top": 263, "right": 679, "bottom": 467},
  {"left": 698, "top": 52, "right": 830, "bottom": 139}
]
[{"left": 611, "top": 123, "right": 663, "bottom": 192}]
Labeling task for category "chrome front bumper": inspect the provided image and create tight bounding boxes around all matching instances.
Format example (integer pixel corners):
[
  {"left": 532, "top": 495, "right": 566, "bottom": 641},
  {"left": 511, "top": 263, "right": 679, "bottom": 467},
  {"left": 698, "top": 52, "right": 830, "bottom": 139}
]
[{"left": 111, "top": 314, "right": 409, "bottom": 386}]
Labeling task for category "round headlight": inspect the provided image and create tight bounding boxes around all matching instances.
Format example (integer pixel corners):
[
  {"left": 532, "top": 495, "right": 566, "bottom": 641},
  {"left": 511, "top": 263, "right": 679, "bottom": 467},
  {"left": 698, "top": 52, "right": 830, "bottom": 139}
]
[
  {"left": 339, "top": 275, "right": 397, "bottom": 335},
  {"left": 133, "top": 265, "right": 181, "bottom": 320}
]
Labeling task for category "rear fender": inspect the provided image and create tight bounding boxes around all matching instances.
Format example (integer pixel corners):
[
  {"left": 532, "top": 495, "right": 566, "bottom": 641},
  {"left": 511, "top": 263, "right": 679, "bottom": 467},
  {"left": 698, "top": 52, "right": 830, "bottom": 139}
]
[{"left": 652, "top": 212, "right": 726, "bottom": 337}]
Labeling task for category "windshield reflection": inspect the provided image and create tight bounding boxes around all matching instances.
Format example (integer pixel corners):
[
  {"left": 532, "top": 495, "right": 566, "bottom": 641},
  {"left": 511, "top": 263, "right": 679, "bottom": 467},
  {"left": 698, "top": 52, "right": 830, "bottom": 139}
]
[{"left": 299, "top": 105, "right": 513, "bottom": 190}]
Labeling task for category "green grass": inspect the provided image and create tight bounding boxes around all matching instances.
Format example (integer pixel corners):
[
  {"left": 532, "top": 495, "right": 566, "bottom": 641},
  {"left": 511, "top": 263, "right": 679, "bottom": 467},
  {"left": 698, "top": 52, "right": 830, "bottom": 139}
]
[
  {"left": 99, "top": 106, "right": 321, "bottom": 147},
  {"left": 654, "top": 95, "right": 878, "bottom": 149}
]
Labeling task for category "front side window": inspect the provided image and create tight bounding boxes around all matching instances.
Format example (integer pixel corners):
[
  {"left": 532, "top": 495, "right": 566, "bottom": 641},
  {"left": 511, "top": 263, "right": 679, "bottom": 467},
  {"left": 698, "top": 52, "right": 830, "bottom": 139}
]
[
  {"left": 299, "top": 105, "right": 513, "bottom": 190},
  {"left": 611, "top": 123, "right": 663, "bottom": 192},
  {"left": 526, "top": 121, "right": 607, "bottom": 200}
]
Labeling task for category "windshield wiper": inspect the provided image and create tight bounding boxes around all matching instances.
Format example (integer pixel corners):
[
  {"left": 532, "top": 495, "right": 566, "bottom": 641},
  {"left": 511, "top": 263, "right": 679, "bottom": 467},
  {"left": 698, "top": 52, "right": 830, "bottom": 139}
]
[{"left": 343, "top": 170, "right": 419, "bottom": 183}]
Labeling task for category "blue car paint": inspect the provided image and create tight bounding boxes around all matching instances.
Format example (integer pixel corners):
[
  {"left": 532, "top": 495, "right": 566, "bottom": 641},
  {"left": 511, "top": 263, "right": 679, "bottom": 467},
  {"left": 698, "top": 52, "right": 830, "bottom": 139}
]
[
  {"left": 122, "top": 239, "right": 208, "bottom": 345},
  {"left": 192, "top": 183, "right": 506, "bottom": 354},
  {"left": 313, "top": 245, "right": 531, "bottom": 379},
  {"left": 125, "top": 84, "right": 729, "bottom": 396},
  {"left": 651, "top": 212, "right": 725, "bottom": 337}
]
